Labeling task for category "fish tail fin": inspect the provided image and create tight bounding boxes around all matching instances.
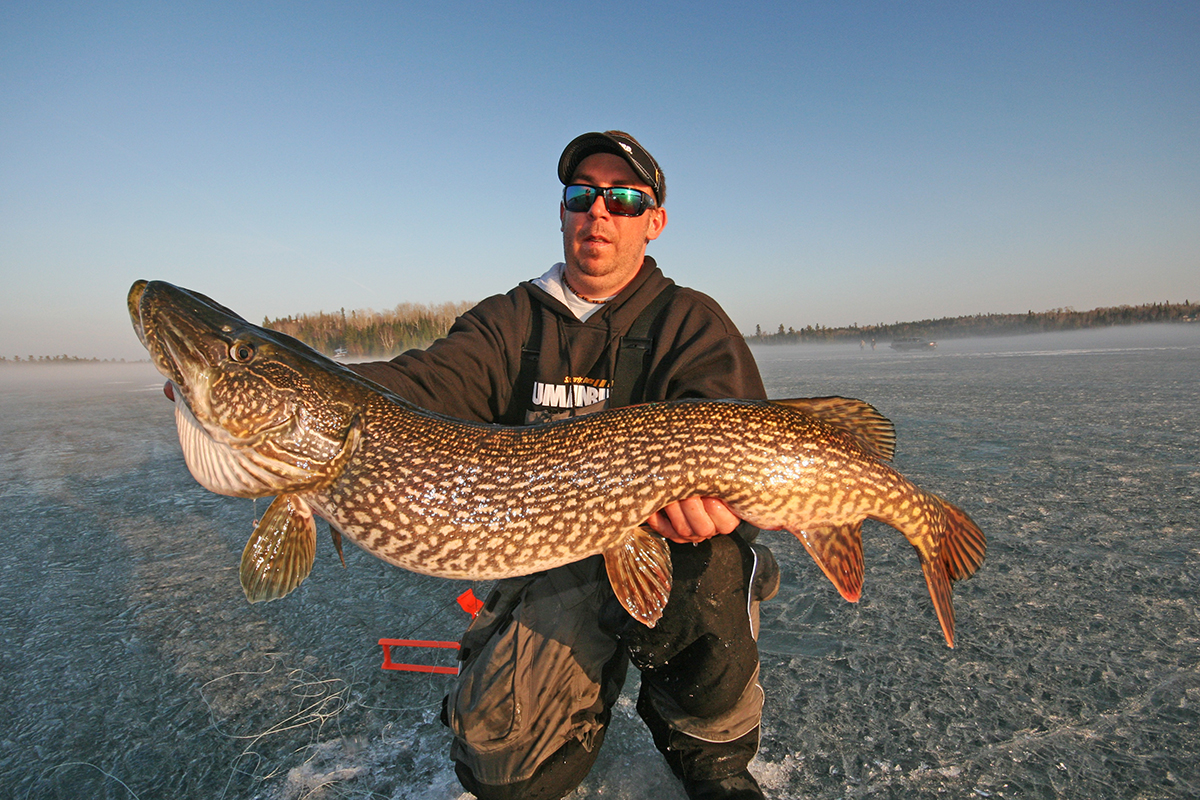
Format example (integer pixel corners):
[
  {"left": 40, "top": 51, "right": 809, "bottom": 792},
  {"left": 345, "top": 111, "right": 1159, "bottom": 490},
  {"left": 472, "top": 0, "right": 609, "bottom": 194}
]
[
  {"left": 922, "top": 496, "right": 987, "bottom": 648},
  {"left": 240, "top": 494, "right": 316, "bottom": 602},
  {"left": 604, "top": 525, "right": 673, "bottom": 628},
  {"left": 936, "top": 495, "right": 987, "bottom": 582},
  {"left": 921, "top": 557, "right": 956, "bottom": 648},
  {"left": 789, "top": 522, "right": 865, "bottom": 603}
]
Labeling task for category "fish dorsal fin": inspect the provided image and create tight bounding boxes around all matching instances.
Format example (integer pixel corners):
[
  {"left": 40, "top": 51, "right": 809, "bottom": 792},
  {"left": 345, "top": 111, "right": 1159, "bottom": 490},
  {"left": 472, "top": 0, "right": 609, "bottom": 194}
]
[
  {"left": 790, "top": 522, "right": 865, "bottom": 603},
  {"left": 603, "top": 525, "right": 673, "bottom": 628},
  {"left": 772, "top": 397, "right": 897, "bottom": 461},
  {"left": 240, "top": 494, "right": 317, "bottom": 603}
]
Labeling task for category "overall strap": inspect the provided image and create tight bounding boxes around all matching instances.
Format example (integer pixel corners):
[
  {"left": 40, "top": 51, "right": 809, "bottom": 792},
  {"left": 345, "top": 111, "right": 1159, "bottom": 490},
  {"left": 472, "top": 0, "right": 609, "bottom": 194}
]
[
  {"left": 608, "top": 283, "right": 678, "bottom": 408},
  {"left": 507, "top": 306, "right": 544, "bottom": 424}
]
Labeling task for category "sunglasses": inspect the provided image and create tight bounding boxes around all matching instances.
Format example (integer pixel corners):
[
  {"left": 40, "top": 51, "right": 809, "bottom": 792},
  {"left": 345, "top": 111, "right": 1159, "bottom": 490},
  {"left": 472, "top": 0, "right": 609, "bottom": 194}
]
[{"left": 562, "top": 184, "right": 657, "bottom": 217}]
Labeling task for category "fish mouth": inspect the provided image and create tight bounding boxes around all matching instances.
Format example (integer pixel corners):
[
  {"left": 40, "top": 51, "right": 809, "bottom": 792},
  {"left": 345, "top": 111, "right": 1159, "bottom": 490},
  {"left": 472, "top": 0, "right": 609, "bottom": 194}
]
[{"left": 128, "top": 280, "right": 150, "bottom": 349}]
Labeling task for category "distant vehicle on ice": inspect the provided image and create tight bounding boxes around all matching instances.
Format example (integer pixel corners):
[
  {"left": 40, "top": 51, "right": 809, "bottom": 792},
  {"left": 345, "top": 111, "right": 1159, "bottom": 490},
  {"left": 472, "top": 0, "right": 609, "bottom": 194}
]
[{"left": 890, "top": 337, "right": 937, "bottom": 351}]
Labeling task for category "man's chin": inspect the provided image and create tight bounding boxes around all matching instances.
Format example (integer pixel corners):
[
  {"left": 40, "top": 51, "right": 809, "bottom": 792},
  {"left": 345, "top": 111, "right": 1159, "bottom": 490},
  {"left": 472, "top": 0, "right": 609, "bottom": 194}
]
[{"left": 567, "top": 256, "right": 614, "bottom": 278}]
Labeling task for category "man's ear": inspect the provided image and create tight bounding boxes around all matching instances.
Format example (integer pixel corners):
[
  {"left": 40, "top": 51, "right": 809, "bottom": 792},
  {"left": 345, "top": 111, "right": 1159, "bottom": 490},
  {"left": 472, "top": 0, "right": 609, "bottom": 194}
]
[{"left": 645, "top": 207, "right": 667, "bottom": 242}]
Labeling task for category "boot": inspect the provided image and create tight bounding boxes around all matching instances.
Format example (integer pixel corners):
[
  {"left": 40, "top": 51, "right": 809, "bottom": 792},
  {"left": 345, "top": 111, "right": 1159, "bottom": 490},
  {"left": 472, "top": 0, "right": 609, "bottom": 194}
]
[{"left": 682, "top": 768, "right": 765, "bottom": 800}]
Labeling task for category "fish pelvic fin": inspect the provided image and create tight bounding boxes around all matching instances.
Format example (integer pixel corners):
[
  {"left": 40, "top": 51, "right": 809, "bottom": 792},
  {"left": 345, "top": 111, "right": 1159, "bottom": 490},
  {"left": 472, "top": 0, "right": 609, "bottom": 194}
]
[
  {"left": 772, "top": 397, "right": 896, "bottom": 461},
  {"left": 790, "top": 522, "right": 865, "bottom": 603},
  {"left": 240, "top": 494, "right": 316, "bottom": 603},
  {"left": 603, "top": 525, "right": 673, "bottom": 628},
  {"left": 935, "top": 495, "right": 987, "bottom": 582}
]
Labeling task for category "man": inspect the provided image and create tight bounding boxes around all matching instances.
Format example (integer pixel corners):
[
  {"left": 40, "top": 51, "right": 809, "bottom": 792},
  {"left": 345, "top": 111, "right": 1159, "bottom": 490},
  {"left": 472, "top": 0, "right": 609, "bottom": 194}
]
[{"left": 352, "top": 131, "right": 777, "bottom": 800}]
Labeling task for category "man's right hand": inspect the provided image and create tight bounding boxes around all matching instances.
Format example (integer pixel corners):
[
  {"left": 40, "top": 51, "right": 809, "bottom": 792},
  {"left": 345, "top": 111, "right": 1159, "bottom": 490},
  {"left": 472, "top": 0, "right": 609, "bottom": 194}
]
[{"left": 645, "top": 497, "right": 742, "bottom": 544}]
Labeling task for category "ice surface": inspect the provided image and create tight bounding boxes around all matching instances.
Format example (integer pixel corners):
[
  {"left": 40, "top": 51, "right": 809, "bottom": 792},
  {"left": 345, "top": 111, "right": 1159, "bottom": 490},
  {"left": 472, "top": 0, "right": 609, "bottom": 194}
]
[{"left": 2, "top": 325, "right": 1198, "bottom": 798}]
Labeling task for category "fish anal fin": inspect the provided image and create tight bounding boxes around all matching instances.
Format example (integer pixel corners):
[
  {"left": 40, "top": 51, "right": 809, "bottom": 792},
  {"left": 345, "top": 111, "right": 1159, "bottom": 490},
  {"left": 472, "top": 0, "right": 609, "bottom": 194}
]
[
  {"left": 240, "top": 494, "right": 316, "bottom": 603},
  {"left": 603, "top": 525, "right": 673, "bottom": 628},
  {"left": 772, "top": 397, "right": 897, "bottom": 461},
  {"left": 921, "top": 558, "right": 956, "bottom": 648},
  {"left": 790, "top": 522, "right": 865, "bottom": 603},
  {"left": 936, "top": 496, "right": 987, "bottom": 582}
]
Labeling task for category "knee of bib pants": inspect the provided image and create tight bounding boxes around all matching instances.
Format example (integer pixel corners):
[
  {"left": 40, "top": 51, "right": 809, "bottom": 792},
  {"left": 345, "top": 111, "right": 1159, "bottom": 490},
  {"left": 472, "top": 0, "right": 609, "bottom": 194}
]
[
  {"left": 452, "top": 708, "right": 611, "bottom": 800},
  {"left": 642, "top": 631, "right": 757, "bottom": 718}
]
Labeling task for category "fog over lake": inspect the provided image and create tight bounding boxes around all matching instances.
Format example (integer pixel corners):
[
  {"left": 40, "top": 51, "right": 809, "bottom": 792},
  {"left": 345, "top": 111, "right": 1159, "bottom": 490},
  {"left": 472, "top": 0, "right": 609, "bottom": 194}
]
[{"left": 2, "top": 324, "right": 1197, "bottom": 799}]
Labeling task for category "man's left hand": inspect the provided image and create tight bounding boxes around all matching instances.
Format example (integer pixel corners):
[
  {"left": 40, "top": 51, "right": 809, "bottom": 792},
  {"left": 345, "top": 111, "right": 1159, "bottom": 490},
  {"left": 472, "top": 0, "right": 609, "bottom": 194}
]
[{"left": 646, "top": 497, "right": 741, "bottom": 544}]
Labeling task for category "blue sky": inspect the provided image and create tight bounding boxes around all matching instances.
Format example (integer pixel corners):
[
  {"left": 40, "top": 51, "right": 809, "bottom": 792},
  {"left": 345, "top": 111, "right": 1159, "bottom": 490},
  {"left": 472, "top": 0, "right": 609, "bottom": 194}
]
[{"left": 3, "top": 1, "right": 1197, "bottom": 360}]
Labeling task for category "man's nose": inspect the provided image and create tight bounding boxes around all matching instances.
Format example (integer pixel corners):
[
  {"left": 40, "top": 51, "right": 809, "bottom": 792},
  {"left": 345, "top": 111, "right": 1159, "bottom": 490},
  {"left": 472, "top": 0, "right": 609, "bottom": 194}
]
[{"left": 585, "top": 191, "right": 610, "bottom": 218}]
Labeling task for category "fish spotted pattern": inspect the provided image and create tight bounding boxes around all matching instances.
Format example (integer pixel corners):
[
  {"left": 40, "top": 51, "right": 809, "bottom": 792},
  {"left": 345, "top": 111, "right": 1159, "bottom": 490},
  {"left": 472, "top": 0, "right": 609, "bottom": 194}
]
[{"left": 128, "top": 280, "right": 986, "bottom": 646}]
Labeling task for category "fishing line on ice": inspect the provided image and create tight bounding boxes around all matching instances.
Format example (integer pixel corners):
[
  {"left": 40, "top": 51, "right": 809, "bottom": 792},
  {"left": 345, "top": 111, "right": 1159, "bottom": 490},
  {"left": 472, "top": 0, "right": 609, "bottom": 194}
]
[
  {"left": 27, "top": 761, "right": 143, "bottom": 800},
  {"left": 198, "top": 656, "right": 359, "bottom": 799},
  {"left": 198, "top": 578, "right": 492, "bottom": 796}
]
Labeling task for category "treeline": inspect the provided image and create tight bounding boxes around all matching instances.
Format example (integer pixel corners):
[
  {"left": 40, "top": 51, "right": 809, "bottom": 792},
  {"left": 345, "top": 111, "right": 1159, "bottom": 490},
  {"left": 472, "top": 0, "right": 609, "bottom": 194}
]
[
  {"left": 264, "top": 300, "right": 476, "bottom": 358},
  {"left": 749, "top": 300, "right": 1198, "bottom": 345}
]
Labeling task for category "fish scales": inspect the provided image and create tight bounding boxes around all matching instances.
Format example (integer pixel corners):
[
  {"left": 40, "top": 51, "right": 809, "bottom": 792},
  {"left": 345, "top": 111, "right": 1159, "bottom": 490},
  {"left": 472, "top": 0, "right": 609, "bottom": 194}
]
[{"left": 128, "top": 280, "right": 986, "bottom": 646}]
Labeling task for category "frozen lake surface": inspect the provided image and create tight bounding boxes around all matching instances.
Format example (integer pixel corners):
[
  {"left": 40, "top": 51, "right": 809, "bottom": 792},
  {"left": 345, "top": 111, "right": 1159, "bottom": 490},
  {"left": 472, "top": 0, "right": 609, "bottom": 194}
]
[{"left": 2, "top": 324, "right": 1198, "bottom": 798}]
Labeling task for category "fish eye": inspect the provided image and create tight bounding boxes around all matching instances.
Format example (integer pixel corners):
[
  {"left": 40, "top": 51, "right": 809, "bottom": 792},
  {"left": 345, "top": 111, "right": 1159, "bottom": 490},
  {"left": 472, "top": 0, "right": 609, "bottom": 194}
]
[{"left": 230, "top": 341, "right": 256, "bottom": 363}]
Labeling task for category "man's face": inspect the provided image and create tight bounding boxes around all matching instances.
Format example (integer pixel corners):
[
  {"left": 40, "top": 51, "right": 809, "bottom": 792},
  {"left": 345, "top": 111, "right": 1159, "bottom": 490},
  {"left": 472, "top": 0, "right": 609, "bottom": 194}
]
[{"left": 560, "top": 153, "right": 666, "bottom": 293}]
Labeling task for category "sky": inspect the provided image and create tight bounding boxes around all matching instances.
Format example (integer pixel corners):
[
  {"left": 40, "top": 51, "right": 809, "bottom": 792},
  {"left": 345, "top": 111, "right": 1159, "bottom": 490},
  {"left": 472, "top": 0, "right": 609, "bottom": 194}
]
[{"left": 2, "top": 1, "right": 1197, "bottom": 361}]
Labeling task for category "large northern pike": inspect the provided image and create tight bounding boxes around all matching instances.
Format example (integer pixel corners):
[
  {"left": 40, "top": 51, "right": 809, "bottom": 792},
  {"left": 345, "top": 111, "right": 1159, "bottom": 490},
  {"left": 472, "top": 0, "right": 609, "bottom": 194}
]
[{"left": 128, "top": 280, "right": 986, "bottom": 646}]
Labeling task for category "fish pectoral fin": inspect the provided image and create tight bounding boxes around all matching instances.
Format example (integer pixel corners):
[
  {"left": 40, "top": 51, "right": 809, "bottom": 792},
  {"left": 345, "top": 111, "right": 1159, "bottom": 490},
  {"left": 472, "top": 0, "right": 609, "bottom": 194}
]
[
  {"left": 790, "top": 522, "right": 865, "bottom": 603},
  {"left": 772, "top": 397, "right": 896, "bottom": 461},
  {"left": 603, "top": 525, "right": 673, "bottom": 628},
  {"left": 239, "top": 494, "right": 317, "bottom": 603}
]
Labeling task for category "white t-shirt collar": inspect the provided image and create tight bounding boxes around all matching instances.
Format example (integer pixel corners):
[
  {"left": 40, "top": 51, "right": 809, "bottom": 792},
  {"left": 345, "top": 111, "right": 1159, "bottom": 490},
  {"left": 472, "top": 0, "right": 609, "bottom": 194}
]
[{"left": 531, "top": 262, "right": 616, "bottom": 322}]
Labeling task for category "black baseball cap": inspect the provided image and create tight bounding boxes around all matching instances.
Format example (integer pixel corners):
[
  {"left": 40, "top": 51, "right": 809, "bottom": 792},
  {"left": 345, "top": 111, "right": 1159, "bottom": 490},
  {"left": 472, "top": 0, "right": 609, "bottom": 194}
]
[{"left": 558, "top": 130, "right": 666, "bottom": 205}]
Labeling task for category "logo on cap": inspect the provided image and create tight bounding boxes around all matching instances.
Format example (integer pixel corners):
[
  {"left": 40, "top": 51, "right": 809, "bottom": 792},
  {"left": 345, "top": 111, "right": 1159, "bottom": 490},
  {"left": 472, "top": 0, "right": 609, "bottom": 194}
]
[{"left": 619, "top": 142, "right": 633, "bottom": 154}]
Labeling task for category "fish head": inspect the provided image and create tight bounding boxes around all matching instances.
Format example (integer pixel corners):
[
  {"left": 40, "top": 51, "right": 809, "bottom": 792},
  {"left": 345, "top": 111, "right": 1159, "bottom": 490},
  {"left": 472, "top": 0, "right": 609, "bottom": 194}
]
[{"left": 129, "top": 280, "right": 363, "bottom": 498}]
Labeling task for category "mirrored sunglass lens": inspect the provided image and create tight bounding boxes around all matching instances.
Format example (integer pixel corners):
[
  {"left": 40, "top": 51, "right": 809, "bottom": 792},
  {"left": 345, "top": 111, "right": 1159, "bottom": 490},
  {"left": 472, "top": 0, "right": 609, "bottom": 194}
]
[
  {"left": 564, "top": 185, "right": 598, "bottom": 211},
  {"left": 604, "top": 188, "right": 645, "bottom": 215}
]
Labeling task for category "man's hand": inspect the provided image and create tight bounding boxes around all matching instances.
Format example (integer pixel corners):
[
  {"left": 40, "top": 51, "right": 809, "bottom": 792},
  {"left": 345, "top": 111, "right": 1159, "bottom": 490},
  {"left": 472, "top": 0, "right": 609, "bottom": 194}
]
[{"left": 645, "top": 497, "right": 742, "bottom": 544}]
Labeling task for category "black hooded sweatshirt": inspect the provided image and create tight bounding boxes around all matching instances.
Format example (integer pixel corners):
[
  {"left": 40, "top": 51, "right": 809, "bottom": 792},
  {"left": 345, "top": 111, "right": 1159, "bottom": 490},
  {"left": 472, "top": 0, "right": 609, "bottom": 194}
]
[{"left": 350, "top": 257, "right": 766, "bottom": 419}]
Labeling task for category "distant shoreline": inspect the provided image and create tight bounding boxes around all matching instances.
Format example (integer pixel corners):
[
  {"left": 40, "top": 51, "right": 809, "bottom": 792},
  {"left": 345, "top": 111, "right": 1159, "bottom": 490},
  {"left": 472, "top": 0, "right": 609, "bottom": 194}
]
[
  {"left": 5, "top": 301, "right": 1195, "bottom": 363},
  {"left": 0, "top": 356, "right": 149, "bottom": 367},
  {"left": 748, "top": 300, "right": 1196, "bottom": 346}
]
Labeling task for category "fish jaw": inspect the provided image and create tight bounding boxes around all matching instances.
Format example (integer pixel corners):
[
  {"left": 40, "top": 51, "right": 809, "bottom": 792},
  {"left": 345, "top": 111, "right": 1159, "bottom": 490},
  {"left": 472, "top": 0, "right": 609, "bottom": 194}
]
[{"left": 170, "top": 385, "right": 361, "bottom": 497}]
